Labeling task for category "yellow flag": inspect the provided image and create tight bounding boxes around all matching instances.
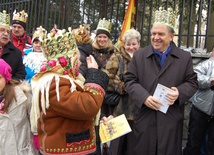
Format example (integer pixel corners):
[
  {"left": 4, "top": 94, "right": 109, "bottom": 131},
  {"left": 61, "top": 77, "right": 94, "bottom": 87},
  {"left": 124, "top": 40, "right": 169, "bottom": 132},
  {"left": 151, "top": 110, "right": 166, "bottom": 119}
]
[{"left": 115, "top": 0, "right": 136, "bottom": 51}]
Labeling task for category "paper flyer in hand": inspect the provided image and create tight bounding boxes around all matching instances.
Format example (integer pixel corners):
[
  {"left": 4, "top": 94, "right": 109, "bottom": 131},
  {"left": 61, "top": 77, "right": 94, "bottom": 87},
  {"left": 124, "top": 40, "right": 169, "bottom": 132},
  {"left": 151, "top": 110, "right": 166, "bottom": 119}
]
[
  {"left": 153, "top": 83, "right": 173, "bottom": 114},
  {"left": 99, "top": 114, "right": 132, "bottom": 143}
]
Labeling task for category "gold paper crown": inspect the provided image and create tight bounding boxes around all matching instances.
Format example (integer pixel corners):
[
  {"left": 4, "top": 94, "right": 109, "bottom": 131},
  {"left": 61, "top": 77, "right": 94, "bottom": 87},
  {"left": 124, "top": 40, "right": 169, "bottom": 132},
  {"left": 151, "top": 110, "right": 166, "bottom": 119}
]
[
  {"left": 153, "top": 7, "right": 176, "bottom": 29},
  {"left": 0, "top": 10, "right": 10, "bottom": 27},
  {"left": 32, "top": 26, "right": 47, "bottom": 41},
  {"left": 42, "top": 27, "right": 78, "bottom": 60},
  {"left": 96, "top": 18, "right": 112, "bottom": 33},
  {"left": 114, "top": 41, "right": 122, "bottom": 52},
  {"left": 13, "top": 10, "right": 28, "bottom": 23}
]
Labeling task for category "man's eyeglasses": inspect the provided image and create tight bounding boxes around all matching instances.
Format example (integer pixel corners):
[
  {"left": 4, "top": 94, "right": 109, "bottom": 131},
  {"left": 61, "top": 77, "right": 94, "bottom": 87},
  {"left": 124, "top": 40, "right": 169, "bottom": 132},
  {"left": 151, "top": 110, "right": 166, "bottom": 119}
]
[{"left": 0, "top": 28, "right": 10, "bottom": 34}]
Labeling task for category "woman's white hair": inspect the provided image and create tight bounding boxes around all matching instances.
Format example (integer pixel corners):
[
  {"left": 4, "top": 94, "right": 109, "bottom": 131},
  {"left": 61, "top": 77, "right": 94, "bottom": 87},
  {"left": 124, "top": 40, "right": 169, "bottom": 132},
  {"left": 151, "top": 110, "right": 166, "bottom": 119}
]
[{"left": 122, "top": 29, "right": 141, "bottom": 43}]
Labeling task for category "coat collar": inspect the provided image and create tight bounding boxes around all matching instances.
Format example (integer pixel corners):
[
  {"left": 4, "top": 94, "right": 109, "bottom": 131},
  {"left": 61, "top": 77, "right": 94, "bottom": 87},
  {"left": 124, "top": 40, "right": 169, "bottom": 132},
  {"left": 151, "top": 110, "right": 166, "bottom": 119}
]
[
  {"left": 2, "top": 42, "right": 17, "bottom": 55},
  {"left": 145, "top": 42, "right": 182, "bottom": 77},
  {"left": 145, "top": 42, "right": 181, "bottom": 59},
  {"left": 8, "top": 86, "right": 27, "bottom": 111},
  {"left": 11, "top": 32, "right": 27, "bottom": 42}
]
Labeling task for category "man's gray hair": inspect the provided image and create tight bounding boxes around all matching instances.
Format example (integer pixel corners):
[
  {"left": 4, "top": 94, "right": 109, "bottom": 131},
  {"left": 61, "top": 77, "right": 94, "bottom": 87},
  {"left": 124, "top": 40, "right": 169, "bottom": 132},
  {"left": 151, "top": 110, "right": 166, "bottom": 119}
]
[
  {"left": 167, "top": 26, "right": 175, "bottom": 34},
  {"left": 150, "top": 24, "right": 175, "bottom": 35}
]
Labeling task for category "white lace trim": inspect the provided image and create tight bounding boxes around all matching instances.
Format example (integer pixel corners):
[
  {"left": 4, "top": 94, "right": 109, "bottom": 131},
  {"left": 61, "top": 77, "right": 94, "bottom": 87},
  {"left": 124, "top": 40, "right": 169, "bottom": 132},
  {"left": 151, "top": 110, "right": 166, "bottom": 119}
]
[{"left": 23, "top": 52, "right": 46, "bottom": 73}]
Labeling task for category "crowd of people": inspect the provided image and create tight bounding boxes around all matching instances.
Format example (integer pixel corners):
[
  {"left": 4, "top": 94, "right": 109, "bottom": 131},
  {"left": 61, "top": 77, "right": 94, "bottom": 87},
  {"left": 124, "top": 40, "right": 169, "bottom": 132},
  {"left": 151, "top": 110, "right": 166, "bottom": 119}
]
[{"left": 0, "top": 7, "right": 213, "bottom": 155}]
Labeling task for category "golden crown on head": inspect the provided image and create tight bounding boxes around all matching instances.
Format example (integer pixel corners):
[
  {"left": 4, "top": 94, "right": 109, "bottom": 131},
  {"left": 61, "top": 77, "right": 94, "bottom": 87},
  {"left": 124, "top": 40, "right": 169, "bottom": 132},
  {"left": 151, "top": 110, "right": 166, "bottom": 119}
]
[
  {"left": 32, "top": 26, "right": 47, "bottom": 41},
  {"left": 13, "top": 10, "right": 28, "bottom": 23},
  {"left": 0, "top": 10, "right": 10, "bottom": 27},
  {"left": 114, "top": 41, "right": 122, "bottom": 52},
  {"left": 41, "top": 27, "right": 78, "bottom": 60},
  {"left": 96, "top": 18, "right": 112, "bottom": 33},
  {"left": 153, "top": 7, "right": 176, "bottom": 29}
]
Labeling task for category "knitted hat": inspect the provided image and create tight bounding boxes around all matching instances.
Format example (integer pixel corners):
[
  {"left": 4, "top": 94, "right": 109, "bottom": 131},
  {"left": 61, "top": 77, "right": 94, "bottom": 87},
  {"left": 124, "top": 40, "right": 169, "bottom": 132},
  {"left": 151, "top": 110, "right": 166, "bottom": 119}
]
[
  {"left": 0, "top": 59, "right": 12, "bottom": 83},
  {"left": 96, "top": 29, "right": 111, "bottom": 38},
  {"left": 96, "top": 18, "right": 112, "bottom": 38},
  {"left": 12, "top": 10, "right": 28, "bottom": 30},
  {"left": 12, "top": 20, "right": 26, "bottom": 30}
]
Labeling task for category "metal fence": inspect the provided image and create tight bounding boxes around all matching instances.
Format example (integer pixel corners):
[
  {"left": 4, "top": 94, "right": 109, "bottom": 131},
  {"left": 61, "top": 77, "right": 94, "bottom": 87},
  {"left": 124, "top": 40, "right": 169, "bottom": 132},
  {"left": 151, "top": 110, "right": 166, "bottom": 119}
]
[{"left": 1, "top": 0, "right": 214, "bottom": 51}]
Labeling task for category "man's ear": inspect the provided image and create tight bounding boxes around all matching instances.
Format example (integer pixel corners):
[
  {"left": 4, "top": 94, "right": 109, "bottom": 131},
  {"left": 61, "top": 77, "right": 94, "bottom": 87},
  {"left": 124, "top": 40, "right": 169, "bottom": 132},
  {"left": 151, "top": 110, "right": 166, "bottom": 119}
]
[{"left": 170, "top": 34, "right": 174, "bottom": 41}]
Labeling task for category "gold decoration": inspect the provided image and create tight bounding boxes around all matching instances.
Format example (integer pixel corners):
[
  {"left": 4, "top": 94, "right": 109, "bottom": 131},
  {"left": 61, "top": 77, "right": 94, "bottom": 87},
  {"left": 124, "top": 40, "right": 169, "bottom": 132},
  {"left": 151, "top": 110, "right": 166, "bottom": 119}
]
[
  {"left": 32, "top": 26, "right": 47, "bottom": 42},
  {"left": 41, "top": 26, "right": 78, "bottom": 60},
  {"left": 0, "top": 10, "right": 10, "bottom": 27},
  {"left": 96, "top": 18, "right": 112, "bottom": 33},
  {"left": 72, "top": 25, "right": 92, "bottom": 44},
  {"left": 70, "top": 148, "right": 73, "bottom": 152},
  {"left": 78, "top": 146, "right": 81, "bottom": 150},
  {"left": 57, "top": 148, "right": 60, "bottom": 153},
  {"left": 114, "top": 41, "right": 122, "bottom": 53},
  {"left": 13, "top": 10, "right": 28, "bottom": 23},
  {"left": 153, "top": 7, "right": 176, "bottom": 29},
  {"left": 66, "top": 148, "right": 69, "bottom": 152},
  {"left": 82, "top": 24, "right": 90, "bottom": 31}
]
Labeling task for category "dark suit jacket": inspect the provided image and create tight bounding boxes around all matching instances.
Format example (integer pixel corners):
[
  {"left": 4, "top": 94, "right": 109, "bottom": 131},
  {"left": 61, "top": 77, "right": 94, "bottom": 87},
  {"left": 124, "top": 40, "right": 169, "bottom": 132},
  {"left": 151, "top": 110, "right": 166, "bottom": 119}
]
[{"left": 1, "top": 42, "right": 26, "bottom": 80}]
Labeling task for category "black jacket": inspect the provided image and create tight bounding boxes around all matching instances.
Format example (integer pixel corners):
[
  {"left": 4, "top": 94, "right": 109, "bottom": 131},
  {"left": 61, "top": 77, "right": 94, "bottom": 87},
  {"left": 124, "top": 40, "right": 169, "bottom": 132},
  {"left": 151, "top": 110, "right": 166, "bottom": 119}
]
[
  {"left": 78, "top": 43, "right": 93, "bottom": 77},
  {"left": 1, "top": 42, "right": 26, "bottom": 80}
]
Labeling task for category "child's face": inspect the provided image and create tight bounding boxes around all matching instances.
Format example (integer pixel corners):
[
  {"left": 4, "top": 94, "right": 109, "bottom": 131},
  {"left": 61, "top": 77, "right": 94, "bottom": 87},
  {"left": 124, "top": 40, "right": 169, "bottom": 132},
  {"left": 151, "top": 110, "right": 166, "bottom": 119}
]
[
  {"left": 0, "top": 74, "right": 6, "bottom": 93},
  {"left": 33, "top": 40, "right": 42, "bottom": 52}
]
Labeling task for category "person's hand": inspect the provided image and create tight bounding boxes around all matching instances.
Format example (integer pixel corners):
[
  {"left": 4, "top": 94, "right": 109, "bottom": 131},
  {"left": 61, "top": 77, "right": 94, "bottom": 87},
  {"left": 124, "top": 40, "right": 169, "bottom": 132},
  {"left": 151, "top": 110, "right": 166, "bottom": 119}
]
[
  {"left": 144, "top": 96, "right": 162, "bottom": 110},
  {"left": 166, "top": 87, "right": 179, "bottom": 105},
  {"left": 86, "top": 55, "right": 98, "bottom": 69},
  {"left": 100, "top": 115, "right": 114, "bottom": 125}
]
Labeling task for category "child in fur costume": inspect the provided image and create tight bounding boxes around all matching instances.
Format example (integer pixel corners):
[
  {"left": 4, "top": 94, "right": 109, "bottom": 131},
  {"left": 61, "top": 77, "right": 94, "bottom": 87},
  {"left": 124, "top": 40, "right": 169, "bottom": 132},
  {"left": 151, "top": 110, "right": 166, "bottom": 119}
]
[
  {"left": 0, "top": 58, "right": 36, "bottom": 155},
  {"left": 30, "top": 27, "right": 108, "bottom": 155}
]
